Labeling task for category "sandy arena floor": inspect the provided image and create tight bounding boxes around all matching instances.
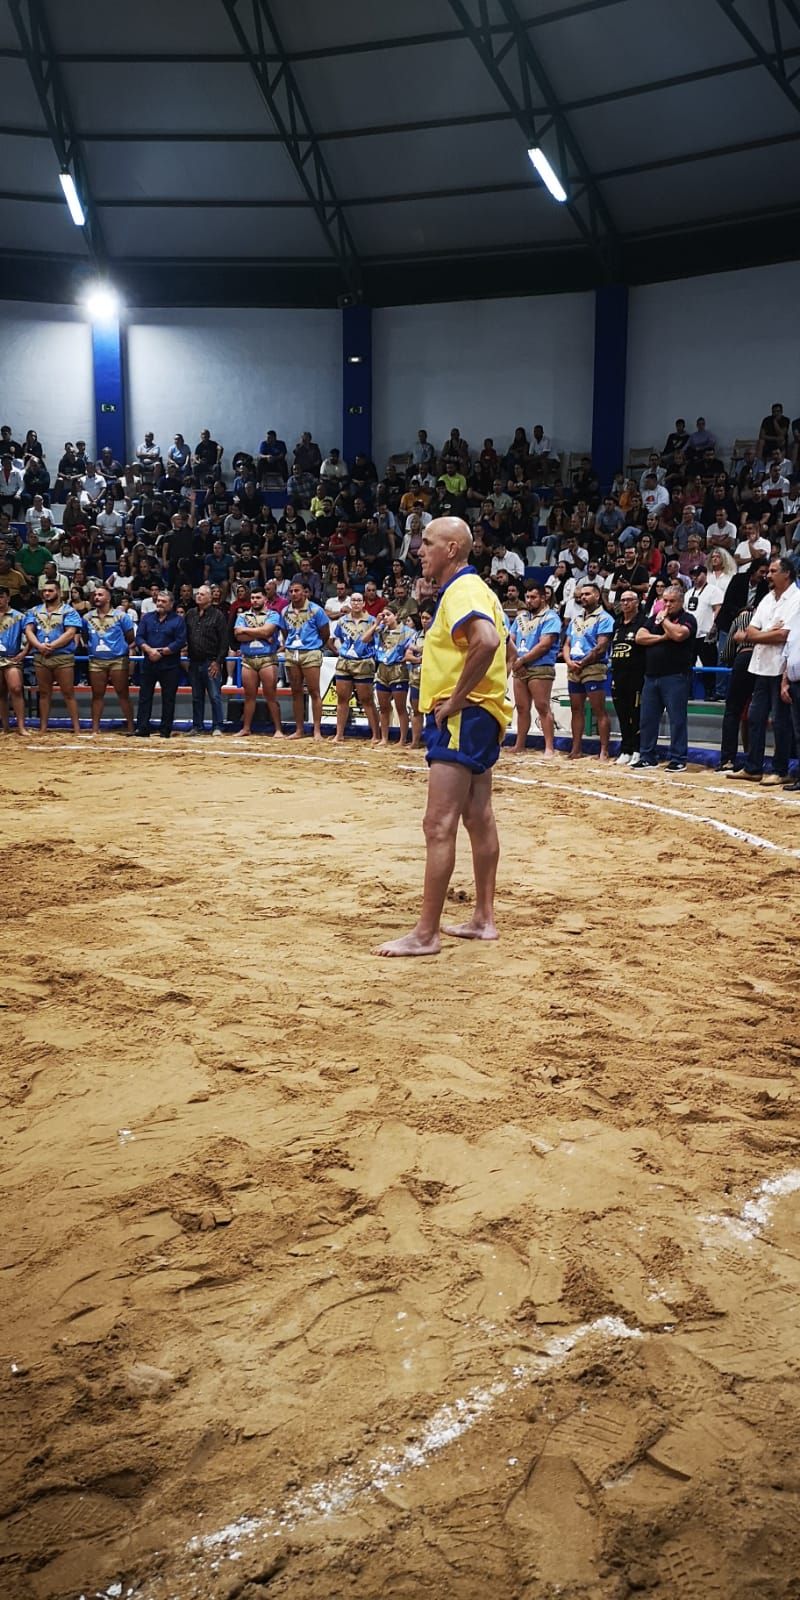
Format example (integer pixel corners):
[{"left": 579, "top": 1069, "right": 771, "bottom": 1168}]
[{"left": 2, "top": 735, "right": 800, "bottom": 1600}]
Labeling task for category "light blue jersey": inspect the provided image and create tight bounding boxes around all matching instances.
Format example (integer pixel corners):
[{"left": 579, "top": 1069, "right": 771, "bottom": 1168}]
[
  {"left": 509, "top": 606, "right": 561, "bottom": 666},
  {"left": 25, "top": 601, "right": 83, "bottom": 653},
  {"left": 280, "top": 601, "right": 328, "bottom": 651},
  {"left": 566, "top": 606, "right": 614, "bottom": 664},
  {"left": 83, "top": 606, "right": 135, "bottom": 659},
  {"left": 0, "top": 607, "right": 25, "bottom": 659},
  {"left": 374, "top": 620, "right": 414, "bottom": 667},
  {"left": 333, "top": 615, "right": 376, "bottom": 660},
  {"left": 235, "top": 607, "right": 282, "bottom": 657}
]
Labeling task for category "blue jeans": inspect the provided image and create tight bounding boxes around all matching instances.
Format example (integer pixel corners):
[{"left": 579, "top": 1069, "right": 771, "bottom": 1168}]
[
  {"left": 189, "top": 660, "right": 224, "bottom": 731},
  {"left": 742, "top": 673, "right": 791, "bottom": 775},
  {"left": 639, "top": 672, "right": 690, "bottom": 763}
]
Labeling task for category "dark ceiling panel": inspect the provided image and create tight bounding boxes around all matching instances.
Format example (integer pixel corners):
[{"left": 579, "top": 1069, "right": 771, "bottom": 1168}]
[
  {"left": 571, "top": 74, "right": 800, "bottom": 172},
  {"left": 523, "top": 0, "right": 757, "bottom": 99},
  {"left": 46, "top": 0, "right": 238, "bottom": 53},
  {"left": 604, "top": 146, "right": 797, "bottom": 232},
  {"left": 347, "top": 187, "right": 575, "bottom": 257},
  {"left": 58, "top": 61, "right": 268, "bottom": 134},
  {"left": 0, "top": 57, "right": 47, "bottom": 121},
  {"left": 101, "top": 204, "right": 328, "bottom": 259},
  {"left": 268, "top": 0, "right": 449, "bottom": 53},
  {"left": 0, "top": 198, "right": 87, "bottom": 253},
  {"left": 292, "top": 39, "right": 508, "bottom": 130},
  {"left": 321, "top": 121, "right": 533, "bottom": 198},
  {"left": 83, "top": 139, "right": 304, "bottom": 203}
]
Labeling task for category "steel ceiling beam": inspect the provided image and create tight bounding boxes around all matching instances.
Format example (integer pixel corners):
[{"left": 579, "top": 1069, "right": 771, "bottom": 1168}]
[
  {"left": 6, "top": 123, "right": 799, "bottom": 213},
  {"left": 715, "top": 0, "right": 800, "bottom": 111},
  {"left": 8, "top": 0, "right": 106, "bottom": 263},
  {"left": 219, "top": 0, "right": 361, "bottom": 295},
  {"left": 448, "top": 0, "right": 620, "bottom": 275}
]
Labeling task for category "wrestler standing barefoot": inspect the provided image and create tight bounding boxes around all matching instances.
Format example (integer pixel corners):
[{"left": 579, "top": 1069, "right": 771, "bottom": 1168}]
[{"left": 376, "top": 517, "right": 511, "bottom": 957}]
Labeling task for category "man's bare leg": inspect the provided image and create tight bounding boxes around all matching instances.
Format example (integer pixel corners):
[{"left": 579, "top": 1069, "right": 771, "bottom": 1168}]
[
  {"left": 377, "top": 691, "right": 392, "bottom": 746},
  {"left": 588, "top": 687, "right": 610, "bottom": 759},
  {"left": 393, "top": 688, "right": 410, "bottom": 746},
  {"left": 55, "top": 666, "right": 81, "bottom": 735},
  {"left": 305, "top": 667, "right": 324, "bottom": 740},
  {"left": 531, "top": 680, "right": 556, "bottom": 757},
  {"left": 90, "top": 673, "right": 106, "bottom": 733},
  {"left": 262, "top": 667, "right": 283, "bottom": 735},
  {"left": 376, "top": 762, "right": 471, "bottom": 956},
  {"left": 567, "top": 693, "right": 584, "bottom": 758},
  {"left": 511, "top": 679, "right": 531, "bottom": 753},
  {"left": 35, "top": 668, "right": 53, "bottom": 731},
  {"left": 110, "top": 668, "right": 135, "bottom": 734},
  {"left": 443, "top": 771, "right": 499, "bottom": 940},
  {"left": 235, "top": 669, "right": 258, "bottom": 734},
  {"left": 287, "top": 667, "right": 306, "bottom": 738}
]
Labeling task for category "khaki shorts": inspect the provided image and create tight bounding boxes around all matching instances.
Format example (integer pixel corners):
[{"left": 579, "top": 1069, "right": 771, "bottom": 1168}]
[
  {"left": 375, "top": 662, "right": 409, "bottom": 690},
  {"left": 0, "top": 659, "right": 21, "bottom": 675},
  {"left": 241, "top": 654, "right": 278, "bottom": 675},
  {"left": 88, "top": 656, "right": 127, "bottom": 676},
  {"left": 34, "top": 651, "right": 74, "bottom": 672},
  {"left": 285, "top": 649, "right": 322, "bottom": 671},
  {"left": 336, "top": 658, "right": 375, "bottom": 683},
  {"left": 521, "top": 664, "right": 556, "bottom": 682}
]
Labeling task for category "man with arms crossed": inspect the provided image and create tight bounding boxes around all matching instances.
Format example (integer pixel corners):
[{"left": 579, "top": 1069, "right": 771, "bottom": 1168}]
[
  {"left": 83, "top": 582, "right": 136, "bottom": 735},
  {"left": 233, "top": 586, "right": 284, "bottom": 737},
  {"left": 280, "top": 576, "right": 331, "bottom": 741},
  {"left": 508, "top": 580, "right": 561, "bottom": 757},
  {"left": 377, "top": 517, "right": 511, "bottom": 957},
  {"left": 24, "top": 579, "right": 83, "bottom": 734}
]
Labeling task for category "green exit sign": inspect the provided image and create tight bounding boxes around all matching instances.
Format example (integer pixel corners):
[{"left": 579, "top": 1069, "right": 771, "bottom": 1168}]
[
  {"left": 100, "top": 402, "right": 117, "bottom": 413},
  {"left": 347, "top": 404, "right": 364, "bottom": 416}
]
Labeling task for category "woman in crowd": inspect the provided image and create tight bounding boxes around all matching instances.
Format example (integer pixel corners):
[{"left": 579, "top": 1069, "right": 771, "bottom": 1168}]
[
  {"left": 544, "top": 505, "right": 570, "bottom": 565},
  {"left": 637, "top": 527, "right": 663, "bottom": 575},
  {"left": 644, "top": 577, "right": 667, "bottom": 620},
  {"left": 109, "top": 551, "right": 134, "bottom": 595}
]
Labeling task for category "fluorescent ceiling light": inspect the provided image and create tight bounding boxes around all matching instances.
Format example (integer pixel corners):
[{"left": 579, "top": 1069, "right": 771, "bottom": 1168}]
[
  {"left": 85, "top": 285, "right": 120, "bottom": 321},
  {"left": 527, "top": 147, "right": 567, "bottom": 204},
  {"left": 59, "top": 170, "right": 85, "bottom": 227}
]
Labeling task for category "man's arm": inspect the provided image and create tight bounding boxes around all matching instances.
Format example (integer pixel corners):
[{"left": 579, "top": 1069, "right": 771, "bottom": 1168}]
[
  {"left": 635, "top": 625, "right": 663, "bottom": 647},
  {"left": 433, "top": 615, "right": 500, "bottom": 725},
  {"left": 514, "top": 630, "right": 560, "bottom": 672},
  {"left": 660, "top": 614, "right": 691, "bottom": 642}
]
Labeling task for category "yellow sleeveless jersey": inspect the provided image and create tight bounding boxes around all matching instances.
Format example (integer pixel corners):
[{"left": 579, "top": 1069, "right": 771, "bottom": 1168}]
[{"left": 420, "top": 566, "right": 511, "bottom": 733}]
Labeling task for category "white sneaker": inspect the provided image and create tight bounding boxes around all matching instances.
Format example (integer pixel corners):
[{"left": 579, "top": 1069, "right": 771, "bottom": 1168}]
[
  {"left": 211, "top": 728, "right": 223, "bottom": 737},
  {"left": 615, "top": 752, "right": 630, "bottom": 765},
  {"left": 629, "top": 752, "right": 641, "bottom": 768}
]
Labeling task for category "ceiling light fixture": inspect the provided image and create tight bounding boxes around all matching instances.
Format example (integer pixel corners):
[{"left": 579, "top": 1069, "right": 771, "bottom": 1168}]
[
  {"left": 59, "top": 170, "right": 85, "bottom": 227},
  {"left": 85, "top": 285, "right": 121, "bottom": 322},
  {"left": 527, "top": 147, "right": 568, "bottom": 204}
]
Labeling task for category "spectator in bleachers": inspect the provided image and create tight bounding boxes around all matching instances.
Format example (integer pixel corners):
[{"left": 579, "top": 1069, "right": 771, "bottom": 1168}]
[
  {"left": 529, "top": 424, "right": 551, "bottom": 471},
  {"left": 97, "top": 445, "right": 122, "bottom": 483},
  {"left": 320, "top": 447, "right": 348, "bottom": 485},
  {"left": 441, "top": 428, "right": 469, "bottom": 470},
  {"left": 0, "top": 549, "right": 28, "bottom": 606},
  {"left": 662, "top": 419, "right": 689, "bottom": 462},
  {"left": 109, "top": 554, "right": 134, "bottom": 601},
  {"left": 641, "top": 472, "right": 669, "bottom": 518},
  {"left": 0, "top": 425, "right": 22, "bottom": 459},
  {"left": 168, "top": 433, "right": 191, "bottom": 473},
  {"left": 490, "top": 539, "right": 524, "bottom": 582},
  {"left": 257, "top": 429, "right": 288, "bottom": 483},
  {"left": 193, "top": 429, "right": 223, "bottom": 475},
  {"left": 734, "top": 520, "right": 772, "bottom": 573},
  {"left": 686, "top": 417, "right": 716, "bottom": 460},
  {"left": 706, "top": 503, "right": 738, "bottom": 554},
  {"left": 412, "top": 428, "right": 436, "bottom": 471},
  {"left": 293, "top": 431, "right": 322, "bottom": 477},
  {"left": 0, "top": 454, "right": 24, "bottom": 518},
  {"left": 637, "top": 528, "right": 663, "bottom": 576},
  {"left": 673, "top": 502, "right": 705, "bottom": 551},
  {"left": 79, "top": 462, "right": 106, "bottom": 516},
  {"left": 758, "top": 402, "right": 790, "bottom": 462}
]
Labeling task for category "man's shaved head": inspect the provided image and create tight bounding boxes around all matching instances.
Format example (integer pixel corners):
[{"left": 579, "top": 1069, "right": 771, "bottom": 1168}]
[{"left": 420, "top": 516, "right": 474, "bottom": 585}]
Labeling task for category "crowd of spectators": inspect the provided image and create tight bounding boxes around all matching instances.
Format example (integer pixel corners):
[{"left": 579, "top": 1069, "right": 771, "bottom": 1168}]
[{"left": 1, "top": 409, "right": 799, "bottom": 772}]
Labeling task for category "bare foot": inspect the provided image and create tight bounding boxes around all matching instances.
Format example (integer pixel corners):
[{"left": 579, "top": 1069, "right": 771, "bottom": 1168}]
[
  {"left": 17, "top": 727, "right": 31, "bottom": 738},
  {"left": 272, "top": 729, "right": 284, "bottom": 739},
  {"left": 233, "top": 728, "right": 249, "bottom": 737},
  {"left": 375, "top": 931, "right": 442, "bottom": 957},
  {"left": 509, "top": 745, "right": 526, "bottom": 756},
  {"left": 597, "top": 751, "right": 610, "bottom": 762},
  {"left": 565, "top": 750, "right": 583, "bottom": 760},
  {"left": 312, "top": 732, "right": 324, "bottom": 742},
  {"left": 289, "top": 730, "right": 306, "bottom": 740},
  {"left": 442, "top": 919, "right": 498, "bottom": 941},
  {"left": 540, "top": 749, "right": 556, "bottom": 760},
  {"left": 331, "top": 736, "right": 346, "bottom": 745}
]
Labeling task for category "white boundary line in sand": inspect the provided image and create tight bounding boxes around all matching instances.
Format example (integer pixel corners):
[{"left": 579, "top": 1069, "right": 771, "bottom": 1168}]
[
  {"left": 89, "top": 1157, "right": 800, "bottom": 1597},
  {"left": 23, "top": 738, "right": 800, "bottom": 861}
]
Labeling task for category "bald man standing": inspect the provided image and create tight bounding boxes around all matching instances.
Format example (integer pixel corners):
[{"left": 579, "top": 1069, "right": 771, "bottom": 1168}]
[{"left": 377, "top": 517, "right": 511, "bottom": 956}]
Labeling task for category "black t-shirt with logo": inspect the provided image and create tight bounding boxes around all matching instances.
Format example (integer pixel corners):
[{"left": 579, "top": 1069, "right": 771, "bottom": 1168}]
[
  {"left": 642, "top": 610, "right": 698, "bottom": 676},
  {"left": 611, "top": 611, "right": 645, "bottom": 686}
]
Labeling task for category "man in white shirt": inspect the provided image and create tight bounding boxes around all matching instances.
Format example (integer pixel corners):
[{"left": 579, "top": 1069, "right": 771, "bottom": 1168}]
[
  {"left": 80, "top": 465, "right": 107, "bottom": 512},
  {"left": 780, "top": 611, "right": 800, "bottom": 790},
  {"left": 641, "top": 473, "right": 669, "bottom": 516},
  {"left": 638, "top": 454, "right": 666, "bottom": 492},
  {"left": 53, "top": 536, "right": 80, "bottom": 579},
  {"left": 137, "top": 433, "right": 162, "bottom": 480},
  {"left": 733, "top": 523, "right": 771, "bottom": 572},
  {"left": 764, "top": 464, "right": 790, "bottom": 505},
  {"left": 530, "top": 425, "right": 550, "bottom": 457},
  {"left": 490, "top": 541, "right": 524, "bottom": 580},
  {"left": 727, "top": 557, "right": 800, "bottom": 784},
  {"left": 0, "top": 454, "right": 25, "bottom": 516},
  {"left": 706, "top": 507, "right": 737, "bottom": 552},
  {"left": 320, "top": 449, "right": 349, "bottom": 483},
  {"left": 685, "top": 564, "right": 723, "bottom": 693},
  {"left": 324, "top": 581, "right": 353, "bottom": 621},
  {"left": 25, "top": 494, "right": 49, "bottom": 534}
]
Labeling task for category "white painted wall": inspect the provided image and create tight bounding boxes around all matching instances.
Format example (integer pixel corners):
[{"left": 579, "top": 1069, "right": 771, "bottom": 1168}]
[
  {"left": 626, "top": 262, "right": 800, "bottom": 456},
  {"left": 0, "top": 302, "right": 94, "bottom": 457},
  {"left": 125, "top": 307, "right": 341, "bottom": 469},
  {"left": 373, "top": 292, "right": 596, "bottom": 468}
]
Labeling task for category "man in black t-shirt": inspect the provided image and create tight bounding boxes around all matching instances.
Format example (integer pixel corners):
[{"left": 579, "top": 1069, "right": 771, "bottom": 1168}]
[
  {"left": 611, "top": 546, "right": 649, "bottom": 600},
  {"left": 634, "top": 585, "right": 698, "bottom": 771},
  {"left": 610, "top": 589, "right": 645, "bottom": 765}
]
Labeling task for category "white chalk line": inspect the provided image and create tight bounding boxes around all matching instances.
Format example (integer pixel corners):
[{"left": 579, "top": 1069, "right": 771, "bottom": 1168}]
[
  {"left": 85, "top": 1156, "right": 800, "bottom": 1599},
  {"left": 488, "top": 771, "right": 800, "bottom": 863}
]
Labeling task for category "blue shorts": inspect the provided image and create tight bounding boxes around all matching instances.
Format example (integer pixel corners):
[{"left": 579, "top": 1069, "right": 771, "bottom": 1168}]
[
  {"left": 409, "top": 684, "right": 420, "bottom": 705},
  {"left": 568, "top": 678, "right": 608, "bottom": 696},
  {"left": 424, "top": 705, "right": 502, "bottom": 775}
]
